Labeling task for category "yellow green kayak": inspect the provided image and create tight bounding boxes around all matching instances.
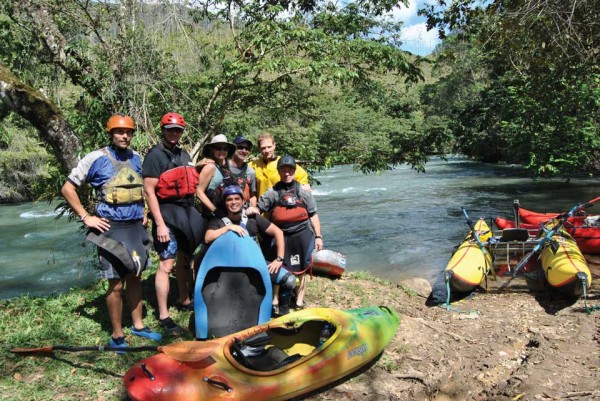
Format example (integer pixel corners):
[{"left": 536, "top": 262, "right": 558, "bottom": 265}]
[
  {"left": 445, "top": 218, "right": 493, "bottom": 292},
  {"left": 124, "top": 306, "right": 399, "bottom": 401},
  {"left": 539, "top": 222, "right": 591, "bottom": 296}
]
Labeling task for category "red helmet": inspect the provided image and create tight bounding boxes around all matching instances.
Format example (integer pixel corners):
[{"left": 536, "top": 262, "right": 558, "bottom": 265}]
[
  {"left": 160, "top": 112, "right": 186, "bottom": 129},
  {"left": 106, "top": 114, "right": 135, "bottom": 133}
]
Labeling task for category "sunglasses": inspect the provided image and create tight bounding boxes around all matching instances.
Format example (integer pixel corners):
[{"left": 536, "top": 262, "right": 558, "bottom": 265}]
[
  {"left": 237, "top": 145, "right": 251, "bottom": 151},
  {"left": 213, "top": 145, "right": 229, "bottom": 151}
]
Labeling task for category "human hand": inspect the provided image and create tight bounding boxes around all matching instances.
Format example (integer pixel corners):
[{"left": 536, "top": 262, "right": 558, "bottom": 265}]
[
  {"left": 267, "top": 260, "right": 283, "bottom": 274},
  {"left": 84, "top": 215, "right": 111, "bottom": 233},
  {"left": 229, "top": 225, "right": 248, "bottom": 237},
  {"left": 156, "top": 224, "right": 170, "bottom": 243},
  {"left": 245, "top": 206, "right": 260, "bottom": 216},
  {"left": 315, "top": 237, "right": 323, "bottom": 251}
]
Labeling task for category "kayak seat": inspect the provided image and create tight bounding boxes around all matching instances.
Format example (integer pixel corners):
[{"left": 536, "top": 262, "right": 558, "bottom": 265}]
[
  {"left": 499, "top": 228, "right": 529, "bottom": 242},
  {"left": 231, "top": 339, "right": 302, "bottom": 372}
]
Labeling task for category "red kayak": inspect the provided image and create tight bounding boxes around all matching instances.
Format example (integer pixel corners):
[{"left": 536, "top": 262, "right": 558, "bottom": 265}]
[{"left": 495, "top": 215, "right": 600, "bottom": 254}]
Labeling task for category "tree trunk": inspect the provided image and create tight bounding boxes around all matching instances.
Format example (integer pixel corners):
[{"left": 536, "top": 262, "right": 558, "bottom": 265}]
[{"left": 0, "top": 63, "right": 81, "bottom": 173}]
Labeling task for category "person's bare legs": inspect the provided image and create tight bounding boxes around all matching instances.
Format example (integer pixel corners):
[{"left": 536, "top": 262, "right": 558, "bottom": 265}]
[
  {"left": 155, "top": 258, "right": 175, "bottom": 320},
  {"left": 125, "top": 274, "right": 144, "bottom": 329},
  {"left": 294, "top": 273, "right": 307, "bottom": 307},
  {"left": 106, "top": 278, "right": 125, "bottom": 338}
]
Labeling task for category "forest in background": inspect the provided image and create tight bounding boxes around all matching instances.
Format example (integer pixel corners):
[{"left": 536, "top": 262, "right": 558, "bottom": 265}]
[{"left": 0, "top": 0, "right": 598, "bottom": 203}]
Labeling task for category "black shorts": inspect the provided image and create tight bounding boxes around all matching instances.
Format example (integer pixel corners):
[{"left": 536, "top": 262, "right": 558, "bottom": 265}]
[{"left": 283, "top": 226, "right": 315, "bottom": 273}]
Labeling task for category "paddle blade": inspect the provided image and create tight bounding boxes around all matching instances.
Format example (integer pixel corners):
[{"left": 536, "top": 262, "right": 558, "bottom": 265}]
[
  {"left": 158, "top": 340, "right": 220, "bottom": 362},
  {"left": 10, "top": 346, "right": 54, "bottom": 354}
]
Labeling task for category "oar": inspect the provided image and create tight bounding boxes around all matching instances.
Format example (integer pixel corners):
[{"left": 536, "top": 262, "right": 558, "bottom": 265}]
[
  {"left": 10, "top": 340, "right": 220, "bottom": 362},
  {"left": 461, "top": 208, "right": 495, "bottom": 280},
  {"left": 510, "top": 196, "right": 600, "bottom": 278}
]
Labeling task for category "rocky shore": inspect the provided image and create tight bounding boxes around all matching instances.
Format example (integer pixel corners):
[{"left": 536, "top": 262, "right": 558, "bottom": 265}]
[{"left": 303, "top": 257, "right": 600, "bottom": 401}]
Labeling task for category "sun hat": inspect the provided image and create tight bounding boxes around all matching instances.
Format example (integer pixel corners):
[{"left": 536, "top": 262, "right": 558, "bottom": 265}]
[
  {"left": 277, "top": 155, "right": 296, "bottom": 170},
  {"left": 233, "top": 135, "right": 253, "bottom": 148},
  {"left": 202, "top": 134, "right": 237, "bottom": 157}
]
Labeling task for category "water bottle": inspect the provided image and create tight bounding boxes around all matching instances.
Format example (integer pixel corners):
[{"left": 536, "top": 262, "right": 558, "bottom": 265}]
[{"left": 318, "top": 324, "right": 331, "bottom": 346}]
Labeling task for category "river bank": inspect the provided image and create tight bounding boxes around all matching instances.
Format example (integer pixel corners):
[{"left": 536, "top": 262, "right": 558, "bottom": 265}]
[{"left": 1, "top": 262, "right": 599, "bottom": 401}]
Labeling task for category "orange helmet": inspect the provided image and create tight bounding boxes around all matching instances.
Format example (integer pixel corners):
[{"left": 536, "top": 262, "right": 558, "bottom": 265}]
[
  {"left": 160, "top": 112, "right": 186, "bottom": 129},
  {"left": 106, "top": 114, "right": 135, "bottom": 133}
]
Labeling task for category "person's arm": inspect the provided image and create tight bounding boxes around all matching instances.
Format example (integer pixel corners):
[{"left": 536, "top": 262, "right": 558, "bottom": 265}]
[
  {"left": 264, "top": 223, "right": 285, "bottom": 274},
  {"left": 195, "top": 163, "right": 217, "bottom": 213},
  {"left": 309, "top": 213, "right": 323, "bottom": 251},
  {"left": 205, "top": 224, "right": 248, "bottom": 243},
  {"left": 143, "top": 177, "right": 170, "bottom": 243},
  {"left": 61, "top": 180, "right": 110, "bottom": 232}
]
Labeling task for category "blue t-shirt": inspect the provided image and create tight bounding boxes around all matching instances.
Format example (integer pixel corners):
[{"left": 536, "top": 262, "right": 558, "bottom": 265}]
[{"left": 67, "top": 146, "right": 144, "bottom": 221}]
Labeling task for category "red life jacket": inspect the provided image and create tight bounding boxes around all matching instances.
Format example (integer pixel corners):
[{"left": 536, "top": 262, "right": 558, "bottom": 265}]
[
  {"left": 155, "top": 144, "right": 199, "bottom": 200},
  {"left": 270, "top": 181, "right": 309, "bottom": 228}
]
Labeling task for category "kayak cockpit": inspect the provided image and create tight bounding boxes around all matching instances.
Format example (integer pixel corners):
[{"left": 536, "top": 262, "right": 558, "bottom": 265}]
[{"left": 227, "top": 319, "right": 336, "bottom": 373}]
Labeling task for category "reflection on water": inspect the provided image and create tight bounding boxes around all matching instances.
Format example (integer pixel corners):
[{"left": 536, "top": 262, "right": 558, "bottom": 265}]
[{"left": 2, "top": 157, "right": 600, "bottom": 299}]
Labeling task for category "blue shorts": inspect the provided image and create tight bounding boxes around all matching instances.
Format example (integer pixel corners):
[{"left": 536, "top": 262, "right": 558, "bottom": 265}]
[{"left": 152, "top": 225, "right": 180, "bottom": 260}]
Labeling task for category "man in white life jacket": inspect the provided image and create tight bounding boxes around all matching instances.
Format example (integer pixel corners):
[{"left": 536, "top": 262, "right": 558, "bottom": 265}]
[
  {"left": 142, "top": 112, "right": 204, "bottom": 336},
  {"left": 61, "top": 114, "right": 161, "bottom": 351},
  {"left": 250, "top": 155, "right": 323, "bottom": 313}
]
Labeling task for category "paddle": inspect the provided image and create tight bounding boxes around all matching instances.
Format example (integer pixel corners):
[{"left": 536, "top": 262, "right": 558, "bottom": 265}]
[
  {"left": 461, "top": 208, "right": 495, "bottom": 281},
  {"left": 10, "top": 340, "right": 220, "bottom": 362},
  {"left": 510, "top": 196, "right": 600, "bottom": 278}
]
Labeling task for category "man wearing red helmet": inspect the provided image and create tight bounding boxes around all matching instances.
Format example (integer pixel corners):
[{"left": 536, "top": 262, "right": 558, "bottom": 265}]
[
  {"left": 61, "top": 114, "right": 162, "bottom": 352},
  {"left": 142, "top": 112, "right": 204, "bottom": 336}
]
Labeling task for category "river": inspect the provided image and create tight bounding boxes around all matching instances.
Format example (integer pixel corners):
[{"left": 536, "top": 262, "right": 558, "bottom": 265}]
[{"left": 2, "top": 156, "right": 600, "bottom": 300}]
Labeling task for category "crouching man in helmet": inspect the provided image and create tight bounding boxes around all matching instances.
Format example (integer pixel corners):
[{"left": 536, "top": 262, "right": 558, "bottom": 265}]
[
  {"left": 61, "top": 113, "right": 162, "bottom": 352},
  {"left": 142, "top": 112, "right": 205, "bottom": 336}
]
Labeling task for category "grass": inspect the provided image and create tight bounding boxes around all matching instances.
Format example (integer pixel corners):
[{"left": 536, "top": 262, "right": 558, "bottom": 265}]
[
  {"left": 1, "top": 269, "right": 410, "bottom": 400},
  {"left": 0, "top": 269, "right": 195, "bottom": 401}
]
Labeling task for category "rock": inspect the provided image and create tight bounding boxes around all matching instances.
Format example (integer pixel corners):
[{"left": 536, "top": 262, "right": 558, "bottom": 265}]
[{"left": 397, "top": 278, "right": 432, "bottom": 298}]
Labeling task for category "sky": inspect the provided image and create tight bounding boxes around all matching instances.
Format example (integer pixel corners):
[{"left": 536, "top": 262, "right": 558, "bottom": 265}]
[{"left": 393, "top": 0, "right": 442, "bottom": 56}]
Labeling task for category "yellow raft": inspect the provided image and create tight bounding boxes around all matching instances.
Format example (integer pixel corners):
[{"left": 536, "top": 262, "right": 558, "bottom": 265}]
[
  {"left": 539, "top": 222, "right": 591, "bottom": 297},
  {"left": 445, "top": 218, "right": 493, "bottom": 293}
]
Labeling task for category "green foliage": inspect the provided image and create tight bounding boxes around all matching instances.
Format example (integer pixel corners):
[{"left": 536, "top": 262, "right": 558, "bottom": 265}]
[{"left": 421, "top": 0, "right": 600, "bottom": 176}]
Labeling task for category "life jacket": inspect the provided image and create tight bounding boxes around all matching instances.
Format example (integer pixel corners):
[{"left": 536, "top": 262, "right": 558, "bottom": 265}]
[
  {"left": 221, "top": 211, "right": 249, "bottom": 232},
  {"left": 270, "top": 181, "right": 309, "bottom": 228},
  {"left": 229, "top": 163, "right": 252, "bottom": 203},
  {"left": 98, "top": 148, "right": 144, "bottom": 205},
  {"left": 155, "top": 144, "right": 199, "bottom": 200},
  {"left": 205, "top": 164, "right": 238, "bottom": 208}
]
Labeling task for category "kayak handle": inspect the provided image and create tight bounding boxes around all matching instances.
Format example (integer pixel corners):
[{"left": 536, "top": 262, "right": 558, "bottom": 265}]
[
  {"left": 204, "top": 376, "right": 233, "bottom": 393},
  {"left": 140, "top": 363, "right": 155, "bottom": 381}
]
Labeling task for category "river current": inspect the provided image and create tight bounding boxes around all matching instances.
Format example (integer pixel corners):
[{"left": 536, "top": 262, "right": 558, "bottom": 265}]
[{"left": 2, "top": 157, "right": 600, "bottom": 300}]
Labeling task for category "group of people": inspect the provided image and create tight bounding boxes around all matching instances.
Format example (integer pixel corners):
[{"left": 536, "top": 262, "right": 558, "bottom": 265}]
[{"left": 61, "top": 112, "right": 323, "bottom": 349}]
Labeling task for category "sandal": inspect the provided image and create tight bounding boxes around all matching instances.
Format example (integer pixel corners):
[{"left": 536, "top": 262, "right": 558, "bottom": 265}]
[{"left": 272, "top": 305, "right": 279, "bottom": 316}]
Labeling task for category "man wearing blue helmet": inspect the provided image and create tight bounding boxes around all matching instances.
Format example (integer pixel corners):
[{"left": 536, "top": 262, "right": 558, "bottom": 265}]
[{"left": 205, "top": 185, "right": 290, "bottom": 281}]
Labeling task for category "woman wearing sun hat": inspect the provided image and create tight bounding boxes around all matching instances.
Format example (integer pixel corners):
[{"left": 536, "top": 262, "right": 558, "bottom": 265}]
[{"left": 195, "top": 134, "right": 237, "bottom": 217}]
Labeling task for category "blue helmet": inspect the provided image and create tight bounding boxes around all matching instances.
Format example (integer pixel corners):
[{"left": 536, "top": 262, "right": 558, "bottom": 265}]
[{"left": 222, "top": 185, "right": 243, "bottom": 200}]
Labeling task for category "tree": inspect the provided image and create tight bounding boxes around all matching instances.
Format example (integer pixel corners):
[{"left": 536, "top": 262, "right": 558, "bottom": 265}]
[
  {"left": 421, "top": 0, "right": 600, "bottom": 176},
  {"left": 0, "top": 0, "right": 428, "bottom": 177}
]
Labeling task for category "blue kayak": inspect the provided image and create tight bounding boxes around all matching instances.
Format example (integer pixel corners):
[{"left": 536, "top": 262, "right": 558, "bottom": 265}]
[{"left": 194, "top": 231, "right": 273, "bottom": 339}]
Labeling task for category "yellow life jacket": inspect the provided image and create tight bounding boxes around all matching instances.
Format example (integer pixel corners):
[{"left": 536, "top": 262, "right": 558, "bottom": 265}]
[{"left": 98, "top": 148, "right": 144, "bottom": 205}]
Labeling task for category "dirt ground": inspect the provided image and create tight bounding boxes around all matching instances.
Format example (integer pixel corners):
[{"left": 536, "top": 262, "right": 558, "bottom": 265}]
[{"left": 303, "top": 257, "right": 600, "bottom": 401}]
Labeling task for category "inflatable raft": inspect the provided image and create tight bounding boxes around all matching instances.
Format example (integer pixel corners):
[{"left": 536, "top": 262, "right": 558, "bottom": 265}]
[
  {"left": 445, "top": 218, "right": 493, "bottom": 292},
  {"left": 124, "top": 306, "right": 399, "bottom": 401}
]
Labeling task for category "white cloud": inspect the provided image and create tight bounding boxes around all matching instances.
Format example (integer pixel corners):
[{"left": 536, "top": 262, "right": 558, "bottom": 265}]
[{"left": 400, "top": 23, "right": 441, "bottom": 56}]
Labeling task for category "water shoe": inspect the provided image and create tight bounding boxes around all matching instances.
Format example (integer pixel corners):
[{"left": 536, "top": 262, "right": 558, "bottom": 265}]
[
  {"left": 131, "top": 326, "right": 162, "bottom": 342},
  {"left": 158, "top": 317, "right": 183, "bottom": 337},
  {"left": 110, "top": 336, "right": 127, "bottom": 355}
]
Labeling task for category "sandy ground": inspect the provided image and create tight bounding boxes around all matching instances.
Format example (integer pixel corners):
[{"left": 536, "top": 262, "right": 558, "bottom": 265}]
[{"left": 301, "top": 257, "right": 600, "bottom": 401}]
